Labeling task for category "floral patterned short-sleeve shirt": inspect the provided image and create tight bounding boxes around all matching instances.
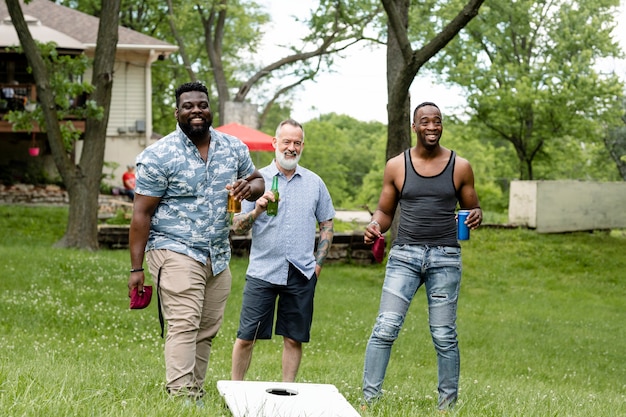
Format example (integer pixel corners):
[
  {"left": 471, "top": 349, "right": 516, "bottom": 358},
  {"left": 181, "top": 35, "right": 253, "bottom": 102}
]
[{"left": 135, "top": 125, "right": 256, "bottom": 275}]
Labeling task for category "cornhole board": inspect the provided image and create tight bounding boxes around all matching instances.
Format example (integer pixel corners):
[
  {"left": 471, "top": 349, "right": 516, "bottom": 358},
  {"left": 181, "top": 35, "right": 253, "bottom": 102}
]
[{"left": 216, "top": 380, "right": 361, "bottom": 417}]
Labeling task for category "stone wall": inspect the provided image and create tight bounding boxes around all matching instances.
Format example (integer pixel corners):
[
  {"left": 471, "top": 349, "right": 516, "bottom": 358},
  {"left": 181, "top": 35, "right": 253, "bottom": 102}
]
[
  {"left": 99, "top": 226, "right": 383, "bottom": 265},
  {"left": 230, "top": 232, "right": 380, "bottom": 265},
  {"left": 0, "top": 183, "right": 133, "bottom": 219},
  {"left": 0, "top": 183, "right": 69, "bottom": 205}
]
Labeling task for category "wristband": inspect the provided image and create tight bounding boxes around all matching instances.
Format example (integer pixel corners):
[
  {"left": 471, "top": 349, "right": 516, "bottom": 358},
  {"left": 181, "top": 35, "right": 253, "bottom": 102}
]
[
  {"left": 369, "top": 220, "right": 380, "bottom": 228},
  {"left": 130, "top": 268, "right": 144, "bottom": 273}
]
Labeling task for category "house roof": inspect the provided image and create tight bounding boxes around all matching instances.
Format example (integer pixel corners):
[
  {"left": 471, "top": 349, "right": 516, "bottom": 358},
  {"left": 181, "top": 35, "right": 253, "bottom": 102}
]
[
  {"left": 0, "top": 0, "right": 177, "bottom": 53},
  {"left": 1, "top": 14, "right": 85, "bottom": 50}
]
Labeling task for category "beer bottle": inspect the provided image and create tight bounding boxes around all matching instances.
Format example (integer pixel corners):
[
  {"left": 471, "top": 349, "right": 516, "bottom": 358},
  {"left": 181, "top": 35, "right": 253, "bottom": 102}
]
[
  {"left": 227, "top": 179, "right": 241, "bottom": 225},
  {"left": 266, "top": 175, "right": 279, "bottom": 216}
]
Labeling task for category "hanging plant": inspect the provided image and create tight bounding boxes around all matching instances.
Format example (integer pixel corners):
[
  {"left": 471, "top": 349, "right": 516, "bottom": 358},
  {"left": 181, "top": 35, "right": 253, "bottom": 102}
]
[{"left": 28, "top": 132, "right": 40, "bottom": 157}]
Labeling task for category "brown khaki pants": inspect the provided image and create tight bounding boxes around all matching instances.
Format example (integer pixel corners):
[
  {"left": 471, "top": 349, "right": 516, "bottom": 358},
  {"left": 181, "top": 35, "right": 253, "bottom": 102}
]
[{"left": 146, "top": 249, "right": 232, "bottom": 397}]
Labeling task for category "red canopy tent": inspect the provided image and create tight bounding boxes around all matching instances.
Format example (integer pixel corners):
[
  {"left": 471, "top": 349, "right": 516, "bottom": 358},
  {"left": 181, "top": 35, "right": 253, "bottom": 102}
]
[{"left": 215, "top": 123, "right": 275, "bottom": 152}]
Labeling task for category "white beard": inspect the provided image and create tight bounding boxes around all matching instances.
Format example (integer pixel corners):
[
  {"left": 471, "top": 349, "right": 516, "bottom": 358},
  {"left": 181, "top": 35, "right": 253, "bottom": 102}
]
[{"left": 275, "top": 149, "right": 300, "bottom": 171}]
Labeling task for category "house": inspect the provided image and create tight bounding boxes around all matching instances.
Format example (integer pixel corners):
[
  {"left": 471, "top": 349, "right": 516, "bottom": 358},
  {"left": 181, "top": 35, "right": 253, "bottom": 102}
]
[{"left": 0, "top": 0, "right": 178, "bottom": 185}]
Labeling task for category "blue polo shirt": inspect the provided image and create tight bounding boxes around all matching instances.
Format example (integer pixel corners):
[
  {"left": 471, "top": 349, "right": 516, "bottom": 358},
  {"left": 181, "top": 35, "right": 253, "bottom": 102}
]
[
  {"left": 135, "top": 125, "right": 256, "bottom": 275},
  {"left": 242, "top": 162, "right": 335, "bottom": 284}
]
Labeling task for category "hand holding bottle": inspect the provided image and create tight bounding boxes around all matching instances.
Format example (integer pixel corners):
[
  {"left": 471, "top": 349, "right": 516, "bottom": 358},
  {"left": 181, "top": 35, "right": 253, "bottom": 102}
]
[
  {"left": 227, "top": 179, "right": 242, "bottom": 214},
  {"left": 266, "top": 176, "right": 279, "bottom": 216}
]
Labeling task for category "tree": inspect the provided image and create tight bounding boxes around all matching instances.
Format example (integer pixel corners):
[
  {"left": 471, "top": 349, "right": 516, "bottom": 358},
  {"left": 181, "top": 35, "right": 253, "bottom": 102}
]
[
  {"left": 6, "top": 0, "right": 121, "bottom": 249},
  {"left": 301, "top": 114, "right": 386, "bottom": 209},
  {"left": 58, "top": 1, "right": 383, "bottom": 134},
  {"left": 164, "top": 0, "right": 382, "bottom": 128},
  {"left": 442, "top": 120, "right": 517, "bottom": 212},
  {"left": 382, "top": 0, "right": 486, "bottom": 161},
  {"left": 427, "top": 0, "right": 624, "bottom": 180}
]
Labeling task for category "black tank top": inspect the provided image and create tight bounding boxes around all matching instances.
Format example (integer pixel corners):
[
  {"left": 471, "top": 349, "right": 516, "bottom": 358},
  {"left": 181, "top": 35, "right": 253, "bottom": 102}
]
[{"left": 394, "top": 149, "right": 459, "bottom": 248}]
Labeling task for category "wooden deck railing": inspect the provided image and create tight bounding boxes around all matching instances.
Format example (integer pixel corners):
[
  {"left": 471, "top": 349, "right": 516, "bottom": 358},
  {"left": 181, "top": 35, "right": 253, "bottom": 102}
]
[{"left": 0, "top": 83, "right": 87, "bottom": 133}]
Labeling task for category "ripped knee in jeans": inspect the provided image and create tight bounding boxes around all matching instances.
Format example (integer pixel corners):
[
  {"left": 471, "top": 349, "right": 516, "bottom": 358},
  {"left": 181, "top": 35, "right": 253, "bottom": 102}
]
[{"left": 372, "top": 311, "right": 405, "bottom": 342}]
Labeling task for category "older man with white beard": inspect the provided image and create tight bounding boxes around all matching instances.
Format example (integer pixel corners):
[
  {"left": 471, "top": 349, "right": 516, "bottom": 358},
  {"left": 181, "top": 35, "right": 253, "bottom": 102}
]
[{"left": 230, "top": 118, "right": 335, "bottom": 382}]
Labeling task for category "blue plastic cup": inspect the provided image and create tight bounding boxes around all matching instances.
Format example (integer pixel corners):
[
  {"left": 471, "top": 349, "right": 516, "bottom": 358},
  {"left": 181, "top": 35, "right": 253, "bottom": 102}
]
[{"left": 457, "top": 210, "right": 471, "bottom": 240}]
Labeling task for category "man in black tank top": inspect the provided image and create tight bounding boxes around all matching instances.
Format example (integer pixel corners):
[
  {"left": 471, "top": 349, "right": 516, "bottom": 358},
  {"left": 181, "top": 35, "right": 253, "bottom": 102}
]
[{"left": 361, "top": 102, "right": 482, "bottom": 411}]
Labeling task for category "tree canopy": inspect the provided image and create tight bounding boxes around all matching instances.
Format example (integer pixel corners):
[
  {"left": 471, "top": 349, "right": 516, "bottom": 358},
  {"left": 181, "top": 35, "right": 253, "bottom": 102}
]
[
  {"left": 426, "top": 0, "right": 625, "bottom": 180},
  {"left": 7, "top": 0, "right": 625, "bottom": 246}
]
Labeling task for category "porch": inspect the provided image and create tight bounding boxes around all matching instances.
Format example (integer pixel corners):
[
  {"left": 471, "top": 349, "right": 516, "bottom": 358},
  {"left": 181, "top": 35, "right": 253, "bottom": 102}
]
[{"left": 0, "top": 82, "right": 86, "bottom": 133}]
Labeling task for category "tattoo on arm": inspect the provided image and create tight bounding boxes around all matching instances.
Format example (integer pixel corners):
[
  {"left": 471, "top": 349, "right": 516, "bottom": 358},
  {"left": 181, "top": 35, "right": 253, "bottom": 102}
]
[
  {"left": 231, "top": 212, "right": 255, "bottom": 235},
  {"left": 315, "top": 221, "right": 334, "bottom": 266}
]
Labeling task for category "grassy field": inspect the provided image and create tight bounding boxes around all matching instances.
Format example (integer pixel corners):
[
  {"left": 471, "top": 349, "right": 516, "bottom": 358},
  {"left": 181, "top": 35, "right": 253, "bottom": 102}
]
[{"left": 0, "top": 205, "right": 624, "bottom": 416}]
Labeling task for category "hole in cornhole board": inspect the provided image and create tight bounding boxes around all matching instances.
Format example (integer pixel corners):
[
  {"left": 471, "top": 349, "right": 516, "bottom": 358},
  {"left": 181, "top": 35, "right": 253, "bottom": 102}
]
[
  {"left": 267, "top": 388, "right": 298, "bottom": 396},
  {"left": 217, "top": 380, "right": 361, "bottom": 417}
]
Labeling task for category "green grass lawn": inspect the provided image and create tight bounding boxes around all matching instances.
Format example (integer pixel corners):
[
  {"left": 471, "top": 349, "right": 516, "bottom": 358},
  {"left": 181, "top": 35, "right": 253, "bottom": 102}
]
[{"left": 0, "top": 205, "right": 624, "bottom": 416}]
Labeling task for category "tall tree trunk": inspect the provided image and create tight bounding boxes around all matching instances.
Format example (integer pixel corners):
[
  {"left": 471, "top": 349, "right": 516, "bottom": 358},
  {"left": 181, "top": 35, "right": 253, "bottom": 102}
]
[
  {"left": 6, "top": 0, "right": 120, "bottom": 250},
  {"left": 524, "top": 159, "right": 533, "bottom": 181},
  {"left": 385, "top": 0, "right": 412, "bottom": 162},
  {"left": 604, "top": 126, "right": 626, "bottom": 180},
  {"left": 59, "top": 0, "right": 120, "bottom": 249}
]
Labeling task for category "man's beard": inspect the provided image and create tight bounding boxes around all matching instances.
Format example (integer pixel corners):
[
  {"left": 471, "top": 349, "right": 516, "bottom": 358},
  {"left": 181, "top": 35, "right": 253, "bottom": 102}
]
[
  {"left": 179, "top": 116, "right": 212, "bottom": 139},
  {"left": 275, "top": 149, "right": 300, "bottom": 170}
]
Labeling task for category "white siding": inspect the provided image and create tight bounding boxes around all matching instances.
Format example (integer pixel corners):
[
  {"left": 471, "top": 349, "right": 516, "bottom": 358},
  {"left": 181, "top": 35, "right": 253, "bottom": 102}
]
[
  {"left": 75, "top": 55, "right": 154, "bottom": 185},
  {"left": 108, "top": 60, "right": 147, "bottom": 137}
]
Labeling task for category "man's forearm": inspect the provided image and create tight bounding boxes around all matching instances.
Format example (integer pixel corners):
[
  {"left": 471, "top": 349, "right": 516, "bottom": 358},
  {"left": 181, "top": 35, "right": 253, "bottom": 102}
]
[
  {"left": 231, "top": 210, "right": 256, "bottom": 235},
  {"left": 315, "top": 221, "right": 334, "bottom": 266},
  {"left": 129, "top": 215, "right": 151, "bottom": 268},
  {"left": 247, "top": 177, "right": 265, "bottom": 201}
]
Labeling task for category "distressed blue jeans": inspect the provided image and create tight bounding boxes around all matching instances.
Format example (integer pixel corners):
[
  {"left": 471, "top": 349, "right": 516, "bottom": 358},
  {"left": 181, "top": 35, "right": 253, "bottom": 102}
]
[{"left": 362, "top": 244, "right": 462, "bottom": 410}]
